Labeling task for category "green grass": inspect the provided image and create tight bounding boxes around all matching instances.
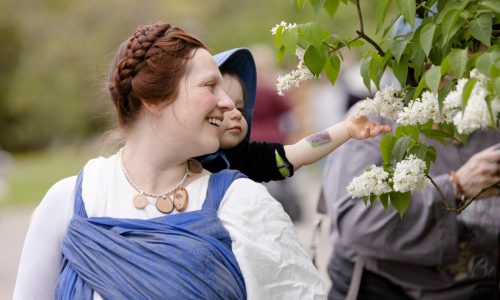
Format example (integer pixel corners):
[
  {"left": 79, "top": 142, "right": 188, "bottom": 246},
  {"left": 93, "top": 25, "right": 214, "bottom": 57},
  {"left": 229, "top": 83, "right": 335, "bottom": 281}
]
[{"left": 0, "top": 146, "right": 98, "bottom": 208}]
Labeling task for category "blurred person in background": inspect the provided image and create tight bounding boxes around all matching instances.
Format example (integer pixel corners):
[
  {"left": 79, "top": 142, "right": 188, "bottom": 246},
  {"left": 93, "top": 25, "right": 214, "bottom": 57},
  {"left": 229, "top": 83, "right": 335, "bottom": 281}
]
[
  {"left": 319, "top": 16, "right": 500, "bottom": 300},
  {"left": 14, "top": 23, "right": 326, "bottom": 299}
]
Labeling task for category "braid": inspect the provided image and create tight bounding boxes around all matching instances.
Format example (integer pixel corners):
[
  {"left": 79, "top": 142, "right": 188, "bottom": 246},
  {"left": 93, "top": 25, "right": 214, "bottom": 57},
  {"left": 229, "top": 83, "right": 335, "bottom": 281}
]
[
  {"left": 112, "top": 23, "right": 171, "bottom": 125},
  {"left": 107, "top": 22, "right": 206, "bottom": 126}
]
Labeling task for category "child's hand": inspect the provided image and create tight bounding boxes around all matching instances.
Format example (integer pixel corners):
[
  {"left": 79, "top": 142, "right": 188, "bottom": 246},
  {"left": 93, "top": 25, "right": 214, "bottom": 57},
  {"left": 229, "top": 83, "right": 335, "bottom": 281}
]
[{"left": 345, "top": 115, "right": 392, "bottom": 140}]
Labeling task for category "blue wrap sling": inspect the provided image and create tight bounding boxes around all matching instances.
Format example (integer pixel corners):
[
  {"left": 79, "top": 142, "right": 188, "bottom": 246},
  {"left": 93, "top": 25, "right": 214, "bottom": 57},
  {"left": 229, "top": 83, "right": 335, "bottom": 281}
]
[{"left": 54, "top": 169, "right": 247, "bottom": 300}]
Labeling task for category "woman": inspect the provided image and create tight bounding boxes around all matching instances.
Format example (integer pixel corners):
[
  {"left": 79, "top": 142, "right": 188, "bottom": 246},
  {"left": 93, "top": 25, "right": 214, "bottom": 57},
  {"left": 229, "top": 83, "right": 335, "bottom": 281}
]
[{"left": 13, "top": 23, "right": 326, "bottom": 299}]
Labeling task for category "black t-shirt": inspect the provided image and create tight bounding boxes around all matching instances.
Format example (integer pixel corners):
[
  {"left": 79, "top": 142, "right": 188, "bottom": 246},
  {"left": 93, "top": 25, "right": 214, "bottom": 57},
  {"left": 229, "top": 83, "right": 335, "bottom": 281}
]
[{"left": 200, "top": 141, "right": 294, "bottom": 183}]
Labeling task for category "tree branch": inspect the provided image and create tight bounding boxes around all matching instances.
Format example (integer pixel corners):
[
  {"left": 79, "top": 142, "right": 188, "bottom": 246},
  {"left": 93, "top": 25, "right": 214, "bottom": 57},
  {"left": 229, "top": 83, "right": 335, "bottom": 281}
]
[
  {"left": 427, "top": 175, "right": 500, "bottom": 213},
  {"left": 456, "top": 179, "right": 500, "bottom": 213},
  {"left": 354, "top": 0, "right": 385, "bottom": 57},
  {"left": 426, "top": 174, "right": 454, "bottom": 211}
]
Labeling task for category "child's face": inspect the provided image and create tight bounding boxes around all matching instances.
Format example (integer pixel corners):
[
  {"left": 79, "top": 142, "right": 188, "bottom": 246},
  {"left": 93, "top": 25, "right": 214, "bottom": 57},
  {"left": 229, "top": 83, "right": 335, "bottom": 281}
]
[{"left": 220, "top": 74, "right": 249, "bottom": 149}]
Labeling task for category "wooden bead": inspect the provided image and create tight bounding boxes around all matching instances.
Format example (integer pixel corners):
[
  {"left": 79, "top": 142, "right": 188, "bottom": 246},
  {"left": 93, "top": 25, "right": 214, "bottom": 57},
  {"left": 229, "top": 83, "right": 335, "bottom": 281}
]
[
  {"left": 133, "top": 194, "right": 148, "bottom": 209},
  {"left": 156, "top": 196, "right": 174, "bottom": 214},
  {"left": 173, "top": 187, "right": 189, "bottom": 211}
]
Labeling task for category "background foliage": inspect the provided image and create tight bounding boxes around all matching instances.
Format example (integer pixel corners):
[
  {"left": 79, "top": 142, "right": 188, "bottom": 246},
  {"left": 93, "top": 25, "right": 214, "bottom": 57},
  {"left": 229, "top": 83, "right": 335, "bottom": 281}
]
[{"left": 0, "top": 0, "right": 365, "bottom": 152}]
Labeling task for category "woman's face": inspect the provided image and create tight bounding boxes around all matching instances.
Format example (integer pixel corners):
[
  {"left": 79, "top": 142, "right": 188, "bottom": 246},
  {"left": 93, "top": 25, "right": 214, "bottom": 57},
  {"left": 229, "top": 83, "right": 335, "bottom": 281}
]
[{"left": 160, "top": 48, "right": 234, "bottom": 157}]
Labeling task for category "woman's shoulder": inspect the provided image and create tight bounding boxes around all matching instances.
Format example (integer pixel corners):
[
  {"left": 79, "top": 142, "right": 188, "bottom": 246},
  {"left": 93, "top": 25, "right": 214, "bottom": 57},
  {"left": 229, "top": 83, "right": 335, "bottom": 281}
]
[{"left": 44, "top": 176, "right": 78, "bottom": 202}]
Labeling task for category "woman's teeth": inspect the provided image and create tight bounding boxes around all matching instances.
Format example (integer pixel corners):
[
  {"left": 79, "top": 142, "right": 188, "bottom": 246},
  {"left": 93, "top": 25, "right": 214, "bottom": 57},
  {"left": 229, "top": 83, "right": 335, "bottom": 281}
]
[{"left": 207, "top": 117, "right": 222, "bottom": 127}]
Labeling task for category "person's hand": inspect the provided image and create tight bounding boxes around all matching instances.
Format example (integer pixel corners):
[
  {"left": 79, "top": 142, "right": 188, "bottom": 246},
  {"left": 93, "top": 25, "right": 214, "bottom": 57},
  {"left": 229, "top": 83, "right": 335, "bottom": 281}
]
[
  {"left": 345, "top": 115, "right": 392, "bottom": 140},
  {"left": 456, "top": 144, "right": 500, "bottom": 198}
]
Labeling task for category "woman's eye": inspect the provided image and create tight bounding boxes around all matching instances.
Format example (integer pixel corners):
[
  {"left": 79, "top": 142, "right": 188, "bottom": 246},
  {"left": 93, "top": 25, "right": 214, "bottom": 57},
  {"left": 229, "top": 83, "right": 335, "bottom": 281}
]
[
  {"left": 206, "top": 82, "right": 216, "bottom": 89},
  {"left": 237, "top": 107, "right": 244, "bottom": 113}
]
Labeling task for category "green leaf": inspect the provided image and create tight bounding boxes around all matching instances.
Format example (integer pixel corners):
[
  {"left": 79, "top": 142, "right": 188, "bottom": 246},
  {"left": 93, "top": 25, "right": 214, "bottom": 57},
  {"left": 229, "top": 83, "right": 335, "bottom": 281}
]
[
  {"left": 281, "top": 29, "right": 298, "bottom": 59},
  {"left": 309, "top": 0, "right": 327, "bottom": 14},
  {"left": 324, "top": 55, "right": 341, "bottom": 85},
  {"left": 277, "top": 45, "right": 286, "bottom": 63},
  {"left": 411, "top": 49, "right": 426, "bottom": 80},
  {"left": 468, "top": 13, "right": 492, "bottom": 47},
  {"left": 382, "top": 15, "right": 403, "bottom": 38},
  {"left": 349, "top": 39, "right": 365, "bottom": 48},
  {"left": 475, "top": 52, "right": 495, "bottom": 76},
  {"left": 376, "top": 0, "right": 392, "bottom": 33},
  {"left": 425, "top": 66, "right": 441, "bottom": 93},
  {"left": 369, "top": 54, "right": 384, "bottom": 90},
  {"left": 440, "top": 9, "right": 459, "bottom": 44},
  {"left": 408, "top": 144, "right": 428, "bottom": 160},
  {"left": 304, "top": 45, "right": 326, "bottom": 76},
  {"left": 396, "top": 0, "right": 416, "bottom": 27},
  {"left": 390, "top": 38, "right": 409, "bottom": 63},
  {"left": 300, "top": 22, "right": 323, "bottom": 49},
  {"left": 420, "top": 128, "right": 452, "bottom": 145},
  {"left": 414, "top": 76, "right": 427, "bottom": 99},
  {"left": 461, "top": 78, "right": 478, "bottom": 110},
  {"left": 391, "top": 59, "right": 408, "bottom": 87},
  {"left": 274, "top": 25, "right": 284, "bottom": 49},
  {"left": 392, "top": 136, "right": 413, "bottom": 161},
  {"left": 481, "top": 0, "right": 500, "bottom": 14},
  {"left": 493, "top": 77, "right": 500, "bottom": 97},
  {"left": 380, "top": 134, "right": 396, "bottom": 164},
  {"left": 419, "top": 23, "right": 436, "bottom": 57},
  {"left": 425, "top": 146, "right": 437, "bottom": 169},
  {"left": 324, "top": 0, "right": 340, "bottom": 18},
  {"left": 380, "top": 193, "right": 389, "bottom": 210},
  {"left": 441, "top": 48, "right": 467, "bottom": 77},
  {"left": 390, "top": 191, "right": 411, "bottom": 215},
  {"left": 360, "top": 56, "right": 372, "bottom": 91}
]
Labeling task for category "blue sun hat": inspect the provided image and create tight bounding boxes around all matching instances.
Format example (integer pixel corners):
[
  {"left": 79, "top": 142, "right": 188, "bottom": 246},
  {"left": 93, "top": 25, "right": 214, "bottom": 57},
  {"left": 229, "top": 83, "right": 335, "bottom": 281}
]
[{"left": 213, "top": 48, "right": 257, "bottom": 141}]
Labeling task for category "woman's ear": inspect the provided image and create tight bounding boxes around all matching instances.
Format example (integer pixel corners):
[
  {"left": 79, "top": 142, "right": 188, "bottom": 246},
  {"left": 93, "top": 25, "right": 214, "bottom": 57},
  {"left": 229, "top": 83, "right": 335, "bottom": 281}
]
[{"left": 141, "top": 99, "right": 162, "bottom": 116}]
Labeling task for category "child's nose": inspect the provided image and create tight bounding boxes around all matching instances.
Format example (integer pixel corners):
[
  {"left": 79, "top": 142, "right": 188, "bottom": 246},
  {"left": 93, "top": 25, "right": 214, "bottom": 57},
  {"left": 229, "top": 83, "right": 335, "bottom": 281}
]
[
  {"left": 230, "top": 109, "right": 242, "bottom": 120},
  {"left": 217, "top": 90, "right": 235, "bottom": 113}
]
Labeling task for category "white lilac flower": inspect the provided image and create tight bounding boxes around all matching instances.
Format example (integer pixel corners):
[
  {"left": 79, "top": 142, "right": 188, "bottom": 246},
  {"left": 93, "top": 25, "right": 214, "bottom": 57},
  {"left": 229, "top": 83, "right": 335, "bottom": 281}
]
[
  {"left": 452, "top": 82, "right": 491, "bottom": 134},
  {"left": 442, "top": 78, "right": 468, "bottom": 122},
  {"left": 393, "top": 155, "right": 428, "bottom": 193},
  {"left": 470, "top": 68, "right": 489, "bottom": 85},
  {"left": 397, "top": 91, "right": 441, "bottom": 125},
  {"left": 276, "top": 46, "right": 315, "bottom": 96},
  {"left": 347, "top": 165, "right": 392, "bottom": 198},
  {"left": 270, "top": 21, "right": 297, "bottom": 35},
  {"left": 354, "top": 86, "right": 404, "bottom": 119},
  {"left": 276, "top": 68, "right": 315, "bottom": 96}
]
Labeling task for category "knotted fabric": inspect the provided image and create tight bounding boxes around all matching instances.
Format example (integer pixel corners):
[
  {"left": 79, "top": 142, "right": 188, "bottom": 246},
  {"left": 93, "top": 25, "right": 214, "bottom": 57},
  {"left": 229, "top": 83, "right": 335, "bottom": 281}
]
[{"left": 54, "top": 170, "right": 247, "bottom": 300}]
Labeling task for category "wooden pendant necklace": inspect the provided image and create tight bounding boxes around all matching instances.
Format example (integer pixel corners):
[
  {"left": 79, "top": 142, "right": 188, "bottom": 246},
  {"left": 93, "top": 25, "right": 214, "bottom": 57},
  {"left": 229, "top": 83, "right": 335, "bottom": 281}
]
[{"left": 119, "top": 149, "right": 197, "bottom": 214}]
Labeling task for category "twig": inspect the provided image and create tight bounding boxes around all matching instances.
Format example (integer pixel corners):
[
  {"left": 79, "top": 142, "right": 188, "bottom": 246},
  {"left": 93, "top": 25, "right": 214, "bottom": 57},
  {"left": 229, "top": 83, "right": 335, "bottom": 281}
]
[
  {"left": 356, "top": 30, "right": 386, "bottom": 57},
  {"left": 426, "top": 174, "right": 455, "bottom": 211},
  {"left": 354, "top": 0, "right": 385, "bottom": 57},
  {"left": 356, "top": 0, "right": 364, "bottom": 33},
  {"left": 323, "top": 36, "right": 362, "bottom": 54},
  {"left": 427, "top": 175, "right": 500, "bottom": 213},
  {"left": 456, "top": 180, "right": 500, "bottom": 213}
]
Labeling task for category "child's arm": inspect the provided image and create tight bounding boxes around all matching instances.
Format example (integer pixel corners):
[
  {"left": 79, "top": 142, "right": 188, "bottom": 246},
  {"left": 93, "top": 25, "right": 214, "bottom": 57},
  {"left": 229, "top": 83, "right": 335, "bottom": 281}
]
[{"left": 284, "top": 115, "right": 391, "bottom": 171}]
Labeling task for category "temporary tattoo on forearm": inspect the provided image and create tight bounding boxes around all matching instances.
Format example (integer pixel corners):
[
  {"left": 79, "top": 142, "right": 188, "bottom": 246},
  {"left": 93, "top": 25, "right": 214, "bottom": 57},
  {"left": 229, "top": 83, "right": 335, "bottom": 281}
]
[{"left": 306, "top": 131, "right": 331, "bottom": 148}]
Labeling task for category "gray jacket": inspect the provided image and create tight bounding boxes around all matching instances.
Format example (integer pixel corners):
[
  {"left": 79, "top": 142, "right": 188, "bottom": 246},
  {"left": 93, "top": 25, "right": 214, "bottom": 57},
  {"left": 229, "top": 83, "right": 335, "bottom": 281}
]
[{"left": 321, "top": 116, "right": 499, "bottom": 300}]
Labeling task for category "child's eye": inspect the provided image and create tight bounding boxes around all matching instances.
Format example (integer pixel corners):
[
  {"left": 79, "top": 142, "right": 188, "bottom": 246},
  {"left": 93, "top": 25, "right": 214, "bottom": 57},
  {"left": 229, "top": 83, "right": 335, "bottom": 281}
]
[{"left": 237, "top": 107, "right": 244, "bottom": 113}]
